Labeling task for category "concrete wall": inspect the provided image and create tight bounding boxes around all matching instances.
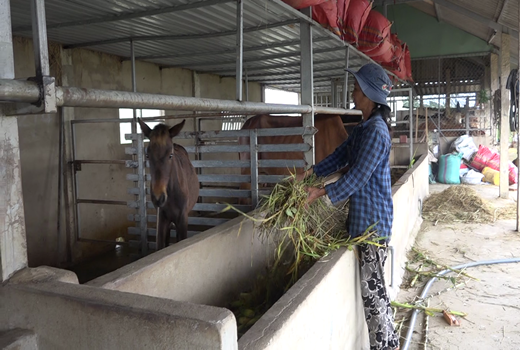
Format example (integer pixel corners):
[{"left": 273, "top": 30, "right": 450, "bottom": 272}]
[
  {"left": 1, "top": 267, "right": 236, "bottom": 350},
  {"left": 387, "top": 154, "right": 429, "bottom": 299},
  {"left": 11, "top": 37, "right": 262, "bottom": 268},
  {"left": 82, "top": 157, "right": 429, "bottom": 349},
  {"left": 87, "top": 215, "right": 274, "bottom": 307},
  {"left": 239, "top": 248, "right": 369, "bottom": 350}
]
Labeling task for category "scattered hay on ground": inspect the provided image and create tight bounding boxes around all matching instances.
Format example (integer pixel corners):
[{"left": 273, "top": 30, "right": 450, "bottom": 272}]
[{"left": 422, "top": 185, "right": 517, "bottom": 224}]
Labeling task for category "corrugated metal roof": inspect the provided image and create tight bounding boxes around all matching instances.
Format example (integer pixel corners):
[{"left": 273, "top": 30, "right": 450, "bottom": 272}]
[{"left": 10, "top": 0, "right": 383, "bottom": 94}]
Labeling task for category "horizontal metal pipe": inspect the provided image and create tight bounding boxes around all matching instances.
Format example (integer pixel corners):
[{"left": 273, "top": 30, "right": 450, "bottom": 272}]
[
  {"left": 76, "top": 199, "right": 128, "bottom": 206},
  {"left": 0, "top": 79, "right": 40, "bottom": 102},
  {"left": 0, "top": 79, "right": 359, "bottom": 116},
  {"left": 74, "top": 159, "right": 127, "bottom": 165}
]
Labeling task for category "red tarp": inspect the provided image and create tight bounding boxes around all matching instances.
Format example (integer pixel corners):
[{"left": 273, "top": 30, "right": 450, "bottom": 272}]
[
  {"left": 357, "top": 9, "right": 392, "bottom": 56},
  {"left": 342, "top": 0, "right": 371, "bottom": 45}
]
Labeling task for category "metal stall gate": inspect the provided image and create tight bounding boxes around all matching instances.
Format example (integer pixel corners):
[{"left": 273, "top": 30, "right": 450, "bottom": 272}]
[{"left": 124, "top": 118, "right": 317, "bottom": 254}]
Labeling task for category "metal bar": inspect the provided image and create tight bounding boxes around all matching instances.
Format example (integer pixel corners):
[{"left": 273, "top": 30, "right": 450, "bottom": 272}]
[
  {"left": 250, "top": 129, "right": 259, "bottom": 207},
  {"left": 131, "top": 39, "right": 137, "bottom": 134},
  {"left": 245, "top": 68, "right": 249, "bottom": 102},
  {"left": 343, "top": 46, "right": 350, "bottom": 108},
  {"left": 0, "top": 79, "right": 358, "bottom": 115},
  {"left": 15, "top": 0, "right": 236, "bottom": 32},
  {"left": 184, "top": 145, "right": 250, "bottom": 153},
  {"left": 74, "top": 160, "right": 127, "bottom": 165},
  {"left": 199, "top": 188, "right": 250, "bottom": 197},
  {"left": 63, "top": 19, "right": 300, "bottom": 49},
  {"left": 193, "top": 203, "right": 250, "bottom": 212},
  {"left": 31, "top": 0, "right": 50, "bottom": 77},
  {"left": 180, "top": 46, "right": 344, "bottom": 69},
  {"left": 76, "top": 199, "right": 128, "bottom": 206},
  {"left": 190, "top": 160, "right": 250, "bottom": 167},
  {"left": 134, "top": 37, "right": 331, "bottom": 60},
  {"left": 408, "top": 88, "right": 414, "bottom": 164},
  {"left": 218, "top": 58, "right": 344, "bottom": 77},
  {"left": 77, "top": 238, "right": 129, "bottom": 245},
  {"left": 330, "top": 79, "right": 336, "bottom": 108},
  {"left": 235, "top": 0, "right": 243, "bottom": 102},
  {"left": 300, "top": 7, "right": 314, "bottom": 167},
  {"left": 517, "top": 3, "right": 520, "bottom": 231},
  {"left": 0, "top": 0, "right": 14, "bottom": 79},
  {"left": 71, "top": 123, "right": 81, "bottom": 243},
  {"left": 136, "top": 133, "right": 148, "bottom": 255},
  {"left": 197, "top": 174, "right": 250, "bottom": 182}
]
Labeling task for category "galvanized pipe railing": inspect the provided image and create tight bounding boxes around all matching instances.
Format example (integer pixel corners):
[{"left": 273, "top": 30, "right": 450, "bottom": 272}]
[{"left": 0, "top": 79, "right": 361, "bottom": 116}]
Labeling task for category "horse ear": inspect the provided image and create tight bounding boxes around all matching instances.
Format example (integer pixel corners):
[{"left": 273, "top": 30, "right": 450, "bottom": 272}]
[
  {"left": 169, "top": 119, "right": 186, "bottom": 138},
  {"left": 138, "top": 118, "right": 152, "bottom": 138}
]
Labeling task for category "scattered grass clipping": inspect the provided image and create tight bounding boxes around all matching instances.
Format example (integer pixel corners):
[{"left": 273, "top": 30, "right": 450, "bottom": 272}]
[{"left": 422, "top": 185, "right": 517, "bottom": 224}]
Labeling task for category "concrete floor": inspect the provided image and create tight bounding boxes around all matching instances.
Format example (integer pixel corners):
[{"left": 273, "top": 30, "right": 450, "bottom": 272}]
[{"left": 396, "top": 183, "right": 520, "bottom": 350}]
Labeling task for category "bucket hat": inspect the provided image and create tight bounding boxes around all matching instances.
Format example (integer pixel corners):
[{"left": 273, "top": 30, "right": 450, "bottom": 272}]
[{"left": 346, "top": 63, "right": 392, "bottom": 107}]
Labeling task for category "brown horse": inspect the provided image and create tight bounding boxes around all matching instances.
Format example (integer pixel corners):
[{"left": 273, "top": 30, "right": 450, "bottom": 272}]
[
  {"left": 238, "top": 114, "right": 348, "bottom": 204},
  {"left": 138, "top": 118, "right": 199, "bottom": 250}
]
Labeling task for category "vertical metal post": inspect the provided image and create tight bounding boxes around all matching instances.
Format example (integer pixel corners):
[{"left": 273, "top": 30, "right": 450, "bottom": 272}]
[
  {"left": 71, "top": 123, "right": 81, "bottom": 244},
  {"left": 31, "top": 0, "right": 50, "bottom": 78},
  {"left": 30, "top": 0, "right": 56, "bottom": 113},
  {"left": 0, "top": 0, "right": 28, "bottom": 281},
  {"left": 236, "top": 0, "right": 244, "bottom": 101},
  {"left": 249, "top": 129, "right": 259, "bottom": 207},
  {"left": 343, "top": 47, "right": 350, "bottom": 109},
  {"left": 0, "top": 0, "right": 14, "bottom": 79},
  {"left": 408, "top": 88, "right": 414, "bottom": 164},
  {"left": 438, "top": 57, "right": 441, "bottom": 140},
  {"left": 245, "top": 68, "right": 249, "bottom": 102},
  {"left": 300, "top": 7, "right": 314, "bottom": 167},
  {"left": 517, "top": 4, "right": 520, "bottom": 231},
  {"left": 500, "top": 32, "right": 511, "bottom": 198},
  {"left": 137, "top": 134, "right": 148, "bottom": 255},
  {"left": 130, "top": 39, "right": 137, "bottom": 134},
  {"left": 330, "top": 79, "right": 336, "bottom": 108}
]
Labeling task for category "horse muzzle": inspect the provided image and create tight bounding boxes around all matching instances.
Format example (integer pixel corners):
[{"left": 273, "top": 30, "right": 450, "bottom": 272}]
[{"left": 151, "top": 192, "right": 168, "bottom": 207}]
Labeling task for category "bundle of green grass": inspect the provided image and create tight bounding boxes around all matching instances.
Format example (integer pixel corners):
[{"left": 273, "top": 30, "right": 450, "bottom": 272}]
[{"left": 227, "top": 174, "right": 383, "bottom": 337}]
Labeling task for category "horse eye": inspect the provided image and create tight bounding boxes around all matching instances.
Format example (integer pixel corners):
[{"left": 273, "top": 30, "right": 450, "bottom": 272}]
[
  {"left": 169, "top": 154, "right": 173, "bottom": 159},
  {"left": 145, "top": 154, "right": 149, "bottom": 159}
]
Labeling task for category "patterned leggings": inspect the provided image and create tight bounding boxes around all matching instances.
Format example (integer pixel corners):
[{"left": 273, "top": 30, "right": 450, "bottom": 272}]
[{"left": 359, "top": 244, "right": 400, "bottom": 350}]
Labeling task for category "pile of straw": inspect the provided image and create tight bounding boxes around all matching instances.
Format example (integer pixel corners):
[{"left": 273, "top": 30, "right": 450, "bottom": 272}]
[{"left": 422, "top": 185, "right": 516, "bottom": 224}]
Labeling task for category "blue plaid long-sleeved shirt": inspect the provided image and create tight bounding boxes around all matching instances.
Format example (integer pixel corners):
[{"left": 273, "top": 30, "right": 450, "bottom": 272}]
[{"left": 313, "top": 114, "right": 393, "bottom": 242}]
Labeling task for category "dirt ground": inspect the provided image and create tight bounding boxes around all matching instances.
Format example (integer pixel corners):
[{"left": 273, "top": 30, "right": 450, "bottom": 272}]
[{"left": 396, "top": 183, "right": 520, "bottom": 350}]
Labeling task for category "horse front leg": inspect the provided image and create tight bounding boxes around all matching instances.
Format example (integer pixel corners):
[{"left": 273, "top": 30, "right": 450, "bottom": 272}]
[
  {"left": 175, "top": 212, "right": 189, "bottom": 242},
  {"left": 156, "top": 210, "right": 171, "bottom": 250}
]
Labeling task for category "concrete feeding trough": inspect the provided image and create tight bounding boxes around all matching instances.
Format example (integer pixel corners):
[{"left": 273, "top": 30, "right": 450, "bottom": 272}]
[
  {"left": 85, "top": 154, "right": 429, "bottom": 349},
  {"left": 1, "top": 155, "right": 428, "bottom": 350}
]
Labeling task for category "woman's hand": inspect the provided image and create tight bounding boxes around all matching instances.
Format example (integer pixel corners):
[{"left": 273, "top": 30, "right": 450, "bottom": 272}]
[
  {"left": 305, "top": 186, "right": 326, "bottom": 206},
  {"left": 295, "top": 166, "right": 314, "bottom": 182}
]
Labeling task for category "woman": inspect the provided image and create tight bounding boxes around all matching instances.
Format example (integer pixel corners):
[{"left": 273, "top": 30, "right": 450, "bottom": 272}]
[{"left": 297, "top": 63, "right": 399, "bottom": 350}]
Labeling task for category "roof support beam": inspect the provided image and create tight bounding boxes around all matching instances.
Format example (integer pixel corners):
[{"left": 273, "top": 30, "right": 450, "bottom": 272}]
[
  {"left": 134, "top": 37, "right": 331, "bottom": 60},
  {"left": 171, "top": 46, "right": 345, "bottom": 68},
  {"left": 434, "top": 3, "right": 443, "bottom": 22},
  {"left": 63, "top": 19, "right": 299, "bottom": 49},
  {"left": 431, "top": 0, "right": 518, "bottom": 38},
  {"left": 13, "top": 0, "right": 235, "bottom": 32},
  {"left": 488, "top": 0, "right": 510, "bottom": 44},
  {"left": 213, "top": 58, "right": 342, "bottom": 75}
]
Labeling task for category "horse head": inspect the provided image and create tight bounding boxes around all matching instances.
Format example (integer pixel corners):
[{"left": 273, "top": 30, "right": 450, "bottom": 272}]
[{"left": 138, "top": 118, "right": 186, "bottom": 208}]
